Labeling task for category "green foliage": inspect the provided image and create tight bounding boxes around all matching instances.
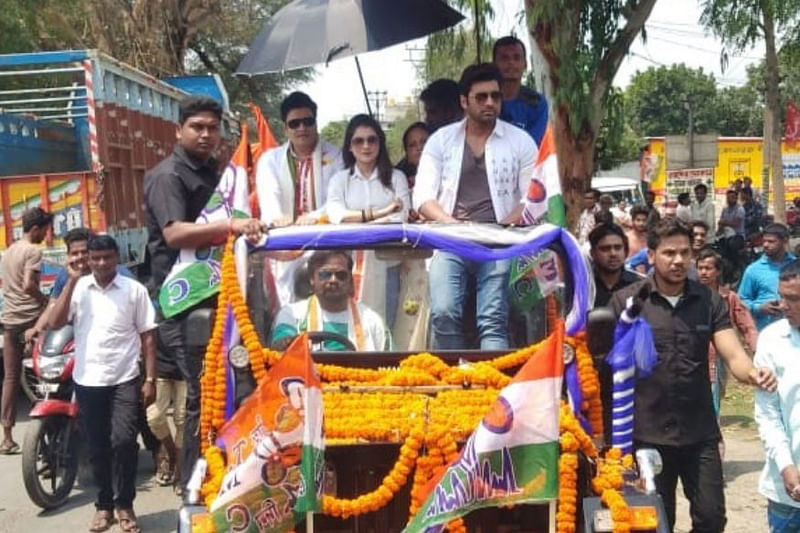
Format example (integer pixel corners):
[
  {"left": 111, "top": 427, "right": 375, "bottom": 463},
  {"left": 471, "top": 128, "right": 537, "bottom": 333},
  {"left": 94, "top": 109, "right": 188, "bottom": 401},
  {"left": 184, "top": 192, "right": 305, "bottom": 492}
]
[
  {"left": 419, "top": 0, "right": 494, "bottom": 86},
  {"left": 714, "top": 84, "right": 761, "bottom": 136},
  {"left": 595, "top": 89, "right": 643, "bottom": 170},
  {"left": 625, "top": 64, "right": 719, "bottom": 136},
  {"left": 701, "top": 0, "right": 800, "bottom": 54},
  {"left": 0, "top": 0, "right": 310, "bottom": 132},
  {"left": 320, "top": 120, "right": 348, "bottom": 150}
]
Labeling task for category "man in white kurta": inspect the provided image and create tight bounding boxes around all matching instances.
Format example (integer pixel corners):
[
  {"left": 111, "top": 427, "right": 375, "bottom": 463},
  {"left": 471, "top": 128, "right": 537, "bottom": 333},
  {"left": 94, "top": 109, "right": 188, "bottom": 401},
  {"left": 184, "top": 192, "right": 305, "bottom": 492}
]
[{"left": 254, "top": 92, "right": 344, "bottom": 305}]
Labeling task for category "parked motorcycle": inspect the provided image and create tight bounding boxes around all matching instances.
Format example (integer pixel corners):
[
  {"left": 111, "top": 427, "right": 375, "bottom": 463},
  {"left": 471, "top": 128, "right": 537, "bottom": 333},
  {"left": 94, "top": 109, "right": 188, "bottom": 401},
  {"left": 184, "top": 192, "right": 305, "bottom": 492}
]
[{"left": 21, "top": 325, "right": 80, "bottom": 510}]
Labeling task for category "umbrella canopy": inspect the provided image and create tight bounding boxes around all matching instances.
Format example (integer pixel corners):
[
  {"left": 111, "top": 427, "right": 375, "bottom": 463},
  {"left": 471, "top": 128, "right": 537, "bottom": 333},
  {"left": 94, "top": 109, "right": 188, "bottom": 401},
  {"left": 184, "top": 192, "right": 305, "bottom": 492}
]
[{"left": 236, "top": 0, "right": 464, "bottom": 75}]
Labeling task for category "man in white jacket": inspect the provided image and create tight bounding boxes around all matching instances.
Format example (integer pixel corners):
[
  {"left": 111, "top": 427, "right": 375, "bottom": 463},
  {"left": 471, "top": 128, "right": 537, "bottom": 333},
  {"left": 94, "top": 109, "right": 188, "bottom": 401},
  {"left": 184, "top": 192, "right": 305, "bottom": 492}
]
[
  {"left": 255, "top": 92, "right": 345, "bottom": 305},
  {"left": 414, "top": 63, "right": 538, "bottom": 350},
  {"left": 255, "top": 92, "right": 344, "bottom": 226}
]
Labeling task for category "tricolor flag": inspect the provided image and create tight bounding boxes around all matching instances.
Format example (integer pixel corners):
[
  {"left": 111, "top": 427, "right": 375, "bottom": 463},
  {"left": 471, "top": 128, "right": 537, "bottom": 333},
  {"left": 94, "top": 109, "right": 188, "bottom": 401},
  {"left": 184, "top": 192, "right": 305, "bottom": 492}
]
[
  {"left": 522, "top": 124, "right": 566, "bottom": 227},
  {"left": 209, "top": 334, "right": 325, "bottom": 532},
  {"left": 403, "top": 324, "right": 564, "bottom": 532},
  {"left": 158, "top": 124, "right": 252, "bottom": 318},
  {"left": 248, "top": 103, "right": 279, "bottom": 219}
]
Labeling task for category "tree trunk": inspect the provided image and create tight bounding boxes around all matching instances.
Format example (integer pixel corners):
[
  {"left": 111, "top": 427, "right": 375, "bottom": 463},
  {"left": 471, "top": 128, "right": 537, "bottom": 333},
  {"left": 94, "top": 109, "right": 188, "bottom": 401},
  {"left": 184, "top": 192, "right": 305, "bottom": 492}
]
[
  {"left": 553, "top": 108, "right": 596, "bottom": 229},
  {"left": 763, "top": 2, "right": 785, "bottom": 222}
]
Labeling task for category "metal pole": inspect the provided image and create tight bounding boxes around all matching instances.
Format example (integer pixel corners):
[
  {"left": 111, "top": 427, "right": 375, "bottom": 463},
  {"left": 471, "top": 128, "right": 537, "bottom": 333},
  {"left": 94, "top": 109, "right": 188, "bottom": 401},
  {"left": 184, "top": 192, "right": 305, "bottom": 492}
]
[
  {"left": 688, "top": 107, "right": 694, "bottom": 168},
  {"left": 354, "top": 57, "right": 373, "bottom": 116}
]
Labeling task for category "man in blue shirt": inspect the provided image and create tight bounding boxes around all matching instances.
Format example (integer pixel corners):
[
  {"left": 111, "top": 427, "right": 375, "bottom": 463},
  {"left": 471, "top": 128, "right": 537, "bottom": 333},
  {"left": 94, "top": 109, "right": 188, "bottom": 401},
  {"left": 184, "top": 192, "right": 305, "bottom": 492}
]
[
  {"left": 740, "top": 223, "right": 796, "bottom": 330},
  {"left": 493, "top": 36, "right": 548, "bottom": 146}
]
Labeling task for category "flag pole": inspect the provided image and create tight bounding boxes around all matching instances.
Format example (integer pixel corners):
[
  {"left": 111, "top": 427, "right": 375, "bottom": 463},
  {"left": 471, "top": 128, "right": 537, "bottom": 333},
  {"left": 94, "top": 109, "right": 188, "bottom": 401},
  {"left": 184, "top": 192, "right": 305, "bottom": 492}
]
[
  {"left": 548, "top": 500, "right": 556, "bottom": 533},
  {"left": 306, "top": 511, "right": 314, "bottom": 532}
]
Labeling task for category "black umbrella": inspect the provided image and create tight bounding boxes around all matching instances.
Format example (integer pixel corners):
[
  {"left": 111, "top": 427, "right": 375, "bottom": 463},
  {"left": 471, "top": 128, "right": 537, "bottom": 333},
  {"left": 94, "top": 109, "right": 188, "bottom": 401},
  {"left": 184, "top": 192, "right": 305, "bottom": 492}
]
[{"left": 236, "top": 0, "right": 464, "bottom": 114}]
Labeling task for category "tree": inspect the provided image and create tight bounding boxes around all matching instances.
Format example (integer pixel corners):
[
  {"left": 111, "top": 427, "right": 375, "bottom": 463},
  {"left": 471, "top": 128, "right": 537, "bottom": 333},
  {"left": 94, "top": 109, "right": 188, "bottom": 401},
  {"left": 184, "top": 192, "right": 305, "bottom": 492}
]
[
  {"left": 625, "top": 64, "right": 719, "bottom": 136},
  {"left": 0, "top": 0, "right": 310, "bottom": 135},
  {"left": 320, "top": 120, "right": 348, "bottom": 149},
  {"left": 714, "top": 84, "right": 762, "bottom": 136},
  {"left": 525, "top": 0, "right": 658, "bottom": 224},
  {"left": 595, "top": 89, "right": 644, "bottom": 171},
  {"left": 702, "top": 0, "right": 800, "bottom": 222},
  {"left": 419, "top": 0, "right": 494, "bottom": 86}
]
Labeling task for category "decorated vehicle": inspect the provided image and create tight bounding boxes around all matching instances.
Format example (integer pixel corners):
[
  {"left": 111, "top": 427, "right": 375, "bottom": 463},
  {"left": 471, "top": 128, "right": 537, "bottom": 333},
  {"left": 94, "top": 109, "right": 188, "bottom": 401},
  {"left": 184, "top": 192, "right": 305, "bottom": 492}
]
[{"left": 175, "top": 221, "right": 667, "bottom": 533}]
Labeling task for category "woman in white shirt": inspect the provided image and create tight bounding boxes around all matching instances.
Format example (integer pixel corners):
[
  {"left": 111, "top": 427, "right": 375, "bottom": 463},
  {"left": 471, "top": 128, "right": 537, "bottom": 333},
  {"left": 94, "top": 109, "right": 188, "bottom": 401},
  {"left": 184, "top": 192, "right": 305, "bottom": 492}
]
[
  {"left": 327, "top": 114, "right": 410, "bottom": 224},
  {"left": 326, "top": 114, "right": 411, "bottom": 331}
]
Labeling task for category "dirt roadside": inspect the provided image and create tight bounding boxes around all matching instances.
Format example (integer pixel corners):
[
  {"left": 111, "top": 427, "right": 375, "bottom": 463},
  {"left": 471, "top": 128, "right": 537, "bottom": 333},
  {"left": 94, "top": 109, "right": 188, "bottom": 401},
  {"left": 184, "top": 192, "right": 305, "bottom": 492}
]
[{"left": 674, "top": 383, "right": 768, "bottom": 533}]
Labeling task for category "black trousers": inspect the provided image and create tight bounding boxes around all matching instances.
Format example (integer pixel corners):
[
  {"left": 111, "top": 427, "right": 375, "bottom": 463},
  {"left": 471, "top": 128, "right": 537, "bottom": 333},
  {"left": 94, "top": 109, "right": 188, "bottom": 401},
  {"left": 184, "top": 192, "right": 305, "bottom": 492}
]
[
  {"left": 75, "top": 378, "right": 141, "bottom": 511},
  {"left": 158, "top": 312, "right": 204, "bottom": 489},
  {"left": 637, "top": 439, "right": 726, "bottom": 533}
]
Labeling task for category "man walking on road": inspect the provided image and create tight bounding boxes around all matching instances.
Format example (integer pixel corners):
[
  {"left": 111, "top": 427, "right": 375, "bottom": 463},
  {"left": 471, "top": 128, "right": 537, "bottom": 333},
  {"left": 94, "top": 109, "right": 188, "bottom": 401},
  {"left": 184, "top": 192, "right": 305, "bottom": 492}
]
[
  {"left": 754, "top": 259, "right": 800, "bottom": 531},
  {"left": 610, "top": 218, "right": 776, "bottom": 533},
  {"left": 144, "top": 95, "right": 265, "bottom": 493},
  {"left": 0, "top": 207, "right": 52, "bottom": 454},
  {"left": 691, "top": 183, "right": 715, "bottom": 236},
  {"left": 49, "top": 235, "right": 157, "bottom": 533}
]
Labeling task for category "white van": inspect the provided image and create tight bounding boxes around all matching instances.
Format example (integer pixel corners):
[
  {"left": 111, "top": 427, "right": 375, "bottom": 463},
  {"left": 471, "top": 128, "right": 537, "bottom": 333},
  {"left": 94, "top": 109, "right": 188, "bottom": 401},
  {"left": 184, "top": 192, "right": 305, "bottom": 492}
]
[{"left": 591, "top": 176, "right": 645, "bottom": 206}]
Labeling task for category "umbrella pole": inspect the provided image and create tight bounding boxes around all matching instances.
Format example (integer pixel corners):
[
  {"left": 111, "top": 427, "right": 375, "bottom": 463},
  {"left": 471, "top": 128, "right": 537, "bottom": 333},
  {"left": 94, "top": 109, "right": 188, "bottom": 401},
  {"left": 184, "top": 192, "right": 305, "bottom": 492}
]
[{"left": 354, "top": 56, "right": 373, "bottom": 116}]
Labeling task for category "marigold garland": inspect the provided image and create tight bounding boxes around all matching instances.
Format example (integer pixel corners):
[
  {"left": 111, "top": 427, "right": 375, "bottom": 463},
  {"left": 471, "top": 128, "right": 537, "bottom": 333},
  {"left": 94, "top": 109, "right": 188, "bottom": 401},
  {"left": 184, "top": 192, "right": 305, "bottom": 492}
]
[
  {"left": 199, "top": 237, "right": 632, "bottom": 533},
  {"left": 322, "top": 429, "right": 423, "bottom": 518}
]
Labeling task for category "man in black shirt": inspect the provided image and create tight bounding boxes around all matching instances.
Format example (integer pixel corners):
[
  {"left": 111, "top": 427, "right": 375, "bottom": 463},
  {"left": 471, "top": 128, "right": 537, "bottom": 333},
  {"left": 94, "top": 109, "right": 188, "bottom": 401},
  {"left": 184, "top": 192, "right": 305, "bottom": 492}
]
[
  {"left": 609, "top": 218, "right": 776, "bottom": 532},
  {"left": 589, "top": 223, "right": 641, "bottom": 308},
  {"left": 144, "top": 96, "right": 265, "bottom": 492}
]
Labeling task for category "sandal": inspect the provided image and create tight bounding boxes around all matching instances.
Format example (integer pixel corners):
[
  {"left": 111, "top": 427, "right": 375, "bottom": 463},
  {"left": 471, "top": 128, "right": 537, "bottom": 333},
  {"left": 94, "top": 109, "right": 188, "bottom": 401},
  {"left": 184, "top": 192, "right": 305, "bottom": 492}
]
[
  {"left": 0, "top": 441, "right": 20, "bottom": 455},
  {"left": 116, "top": 509, "right": 141, "bottom": 533},
  {"left": 155, "top": 455, "right": 174, "bottom": 486},
  {"left": 89, "top": 510, "right": 116, "bottom": 532}
]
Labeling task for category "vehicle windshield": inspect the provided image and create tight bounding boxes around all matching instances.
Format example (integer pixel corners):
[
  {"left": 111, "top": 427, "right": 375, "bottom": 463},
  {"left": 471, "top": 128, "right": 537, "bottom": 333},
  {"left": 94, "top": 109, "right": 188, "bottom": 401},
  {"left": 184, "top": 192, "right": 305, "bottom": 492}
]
[{"left": 245, "top": 223, "right": 588, "bottom": 354}]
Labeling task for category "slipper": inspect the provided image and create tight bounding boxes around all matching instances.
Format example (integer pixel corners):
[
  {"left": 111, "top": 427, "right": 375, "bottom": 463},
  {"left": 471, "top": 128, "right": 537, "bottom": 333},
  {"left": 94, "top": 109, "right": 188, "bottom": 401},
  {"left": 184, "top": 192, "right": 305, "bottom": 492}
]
[
  {"left": 155, "top": 456, "right": 174, "bottom": 486},
  {"left": 0, "top": 441, "right": 20, "bottom": 455},
  {"left": 116, "top": 509, "right": 141, "bottom": 533},
  {"left": 89, "top": 510, "right": 116, "bottom": 532}
]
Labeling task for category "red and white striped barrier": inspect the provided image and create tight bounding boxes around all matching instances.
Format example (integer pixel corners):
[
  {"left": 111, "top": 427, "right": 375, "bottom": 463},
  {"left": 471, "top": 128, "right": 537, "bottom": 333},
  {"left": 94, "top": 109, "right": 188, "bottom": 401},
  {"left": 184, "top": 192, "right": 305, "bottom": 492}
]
[{"left": 82, "top": 59, "right": 100, "bottom": 172}]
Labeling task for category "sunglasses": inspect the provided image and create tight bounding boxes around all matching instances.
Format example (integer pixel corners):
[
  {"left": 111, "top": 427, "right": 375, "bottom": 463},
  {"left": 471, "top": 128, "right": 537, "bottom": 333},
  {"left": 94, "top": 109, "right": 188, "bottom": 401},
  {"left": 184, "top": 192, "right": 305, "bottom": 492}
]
[
  {"left": 351, "top": 135, "right": 379, "bottom": 147},
  {"left": 473, "top": 91, "right": 503, "bottom": 104},
  {"left": 287, "top": 116, "right": 316, "bottom": 129},
  {"left": 317, "top": 269, "right": 350, "bottom": 281}
]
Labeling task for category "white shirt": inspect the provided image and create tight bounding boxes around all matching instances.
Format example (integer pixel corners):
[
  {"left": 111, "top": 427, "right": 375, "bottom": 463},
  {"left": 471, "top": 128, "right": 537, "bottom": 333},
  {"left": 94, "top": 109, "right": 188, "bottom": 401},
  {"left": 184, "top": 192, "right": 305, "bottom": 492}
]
[
  {"left": 271, "top": 298, "right": 391, "bottom": 351},
  {"left": 755, "top": 319, "right": 800, "bottom": 507},
  {"left": 326, "top": 167, "right": 410, "bottom": 224},
  {"left": 255, "top": 140, "right": 344, "bottom": 224},
  {"left": 691, "top": 199, "right": 715, "bottom": 234},
  {"left": 413, "top": 118, "right": 538, "bottom": 222},
  {"left": 69, "top": 273, "right": 157, "bottom": 386}
]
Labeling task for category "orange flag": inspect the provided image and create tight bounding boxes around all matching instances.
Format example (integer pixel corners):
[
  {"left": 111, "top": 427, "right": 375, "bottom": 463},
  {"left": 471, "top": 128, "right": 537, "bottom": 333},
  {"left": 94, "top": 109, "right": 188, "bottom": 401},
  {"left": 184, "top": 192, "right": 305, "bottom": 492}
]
[{"left": 247, "top": 103, "right": 280, "bottom": 218}]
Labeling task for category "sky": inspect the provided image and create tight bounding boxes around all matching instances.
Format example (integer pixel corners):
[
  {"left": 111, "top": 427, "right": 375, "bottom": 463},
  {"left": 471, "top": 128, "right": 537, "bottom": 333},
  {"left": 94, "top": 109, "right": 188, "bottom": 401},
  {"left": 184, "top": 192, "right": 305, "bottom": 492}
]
[{"left": 296, "top": 0, "right": 764, "bottom": 128}]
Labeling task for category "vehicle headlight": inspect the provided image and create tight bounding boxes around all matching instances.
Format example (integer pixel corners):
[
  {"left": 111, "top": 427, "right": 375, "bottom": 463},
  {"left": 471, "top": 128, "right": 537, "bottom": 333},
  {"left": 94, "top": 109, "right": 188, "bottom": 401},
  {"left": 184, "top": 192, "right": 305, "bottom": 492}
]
[
  {"left": 39, "top": 354, "right": 71, "bottom": 380},
  {"left": 228, "top": 345, "right": 250, "bottom": 369}
]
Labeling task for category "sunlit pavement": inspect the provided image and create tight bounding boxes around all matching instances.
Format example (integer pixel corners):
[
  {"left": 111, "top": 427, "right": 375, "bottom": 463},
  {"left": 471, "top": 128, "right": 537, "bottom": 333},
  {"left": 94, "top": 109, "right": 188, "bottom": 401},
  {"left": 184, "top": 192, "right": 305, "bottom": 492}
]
[{"left": 0, "top": 395, "right": 180, "bottom": 533}]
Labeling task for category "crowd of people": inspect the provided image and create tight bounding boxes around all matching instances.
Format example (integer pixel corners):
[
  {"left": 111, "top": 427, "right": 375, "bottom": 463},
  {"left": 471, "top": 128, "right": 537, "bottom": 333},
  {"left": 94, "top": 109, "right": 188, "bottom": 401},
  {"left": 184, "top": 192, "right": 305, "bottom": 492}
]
[{"left": 0, "top": 31, "right": 798, "bottom": 533}]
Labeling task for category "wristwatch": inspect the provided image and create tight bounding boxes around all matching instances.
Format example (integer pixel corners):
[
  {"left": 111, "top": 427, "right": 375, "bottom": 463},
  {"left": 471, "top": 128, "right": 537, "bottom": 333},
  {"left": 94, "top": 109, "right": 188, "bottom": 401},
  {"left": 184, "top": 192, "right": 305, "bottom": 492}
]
[{"left": 144, "top": 377, "right": 156, "bottom": 384}]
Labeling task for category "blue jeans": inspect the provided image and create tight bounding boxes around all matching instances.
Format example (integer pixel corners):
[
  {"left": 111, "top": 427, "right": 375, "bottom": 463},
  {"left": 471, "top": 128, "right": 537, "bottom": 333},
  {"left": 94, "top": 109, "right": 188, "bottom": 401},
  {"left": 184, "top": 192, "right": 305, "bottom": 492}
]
[
  {"left": 428, "top": 252, "right": 510, "bottom": 350},
  {"left": 769, "top": 500, "right": 800, "bottom": 533}
]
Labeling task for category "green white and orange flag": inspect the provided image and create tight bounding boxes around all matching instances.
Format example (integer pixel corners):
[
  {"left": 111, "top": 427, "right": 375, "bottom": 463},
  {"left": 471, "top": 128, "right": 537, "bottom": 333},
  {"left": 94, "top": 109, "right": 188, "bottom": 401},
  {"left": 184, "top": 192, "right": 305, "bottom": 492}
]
[
  {"left": 158, "top": 123, "right": 252, "bottom": 318},
  {"left": 208, "top": 334, "right": 325, "bottom": 532},
  {"left": 522, "top": 123, "right": 566, "bottom": 227},
  {"left": 403, "top": 324, "right": 564, "bottom": 533}
]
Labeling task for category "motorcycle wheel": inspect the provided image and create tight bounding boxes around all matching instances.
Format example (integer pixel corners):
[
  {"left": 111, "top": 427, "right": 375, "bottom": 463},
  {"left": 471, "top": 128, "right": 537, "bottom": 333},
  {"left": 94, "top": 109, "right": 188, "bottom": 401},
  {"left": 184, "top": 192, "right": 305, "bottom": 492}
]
[{"left": 22, "top": 416, "right": 79, "bottom": 510}]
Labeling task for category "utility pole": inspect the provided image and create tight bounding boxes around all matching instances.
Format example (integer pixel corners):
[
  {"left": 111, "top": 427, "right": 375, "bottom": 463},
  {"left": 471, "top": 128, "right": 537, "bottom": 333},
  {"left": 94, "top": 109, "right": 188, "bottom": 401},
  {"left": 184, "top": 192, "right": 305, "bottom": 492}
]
[
  {"left": 684, "top": 96, "right": 696, "bottom": 168},
  {"left": 367, "top": 90, "right": 388, "bottom": 124}
]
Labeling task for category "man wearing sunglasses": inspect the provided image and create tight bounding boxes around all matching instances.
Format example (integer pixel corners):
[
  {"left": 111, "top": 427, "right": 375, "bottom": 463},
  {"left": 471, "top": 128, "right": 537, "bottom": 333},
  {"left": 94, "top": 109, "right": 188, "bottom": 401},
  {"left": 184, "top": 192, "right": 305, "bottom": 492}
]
[
  {"left": 493, "top": 36, "right": 549, "bottom": 146},
  {"left": 255, "top": 91, "right": 344, "bottom": 228},
  {"left": 271, "top": 250, "right": 390, "bottom": 351},
  {"left": 414, "top": 63, "right": 538, "bottom": 350}
]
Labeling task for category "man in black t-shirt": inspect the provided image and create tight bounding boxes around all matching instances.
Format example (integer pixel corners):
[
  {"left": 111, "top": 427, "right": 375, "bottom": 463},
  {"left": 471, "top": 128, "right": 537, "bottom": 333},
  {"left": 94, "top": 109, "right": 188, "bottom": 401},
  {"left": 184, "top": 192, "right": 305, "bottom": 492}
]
[
  {"left": 609, "top": 218, "right": 776, "bottom": 532},
  {"left": 144, "top": 95, "right": 265, "bottom": 492}
]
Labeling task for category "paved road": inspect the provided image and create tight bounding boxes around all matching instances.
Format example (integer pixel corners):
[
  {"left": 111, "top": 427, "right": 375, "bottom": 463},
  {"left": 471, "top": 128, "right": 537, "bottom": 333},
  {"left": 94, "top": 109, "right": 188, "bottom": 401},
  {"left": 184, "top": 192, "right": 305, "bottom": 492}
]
[{"left": 0, "top": 397, "right": 181, "bottom": 533}]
